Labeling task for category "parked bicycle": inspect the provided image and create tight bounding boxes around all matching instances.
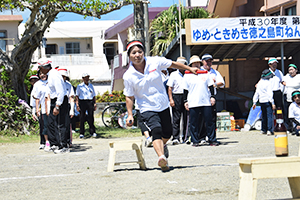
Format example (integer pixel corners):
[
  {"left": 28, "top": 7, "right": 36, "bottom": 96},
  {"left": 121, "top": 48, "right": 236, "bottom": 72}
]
[{"left": 101, "top": 102, "right": 136, "bottom": 128}]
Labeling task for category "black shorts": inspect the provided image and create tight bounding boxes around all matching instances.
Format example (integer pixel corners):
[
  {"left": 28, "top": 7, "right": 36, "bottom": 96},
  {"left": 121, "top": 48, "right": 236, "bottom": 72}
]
[
  {"left": 140, "top": 108, "right": 172, "bottom": 139},
  {"left": 136, "top": 109, "right": 149, "bottom": 135}
]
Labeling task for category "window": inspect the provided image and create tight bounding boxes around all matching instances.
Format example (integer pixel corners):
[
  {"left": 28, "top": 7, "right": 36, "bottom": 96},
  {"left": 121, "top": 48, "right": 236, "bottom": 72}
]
[
  {"left": 46, "top": 44, "right": 57, "bottom": 55},
  {"left": 103, "top": 43, "right": 115, "bottom": 65},
  {"left": 285, "top": 6, "right": 296, "bottom": 16},
  {"left": 66, "top": 42, "right": 80, "bottom": 54},
  {"left": 0, "top": 31, "right": 6, "bottom": 52},
  {"left": 270, "top": 11, "right": 280, "bottom": 16}
]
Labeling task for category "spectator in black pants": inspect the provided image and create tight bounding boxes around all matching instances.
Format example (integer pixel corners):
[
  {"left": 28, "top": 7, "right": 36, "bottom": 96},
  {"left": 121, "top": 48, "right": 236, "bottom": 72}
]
[
  {"left": 167, "top": 56, "right": 188, "bottom": 144},
  {"left": 76, "top": 73, "right": 97, "bottom": 139},
  {"left": 38, "top": 58, "right": 69, "bottom": 154}
]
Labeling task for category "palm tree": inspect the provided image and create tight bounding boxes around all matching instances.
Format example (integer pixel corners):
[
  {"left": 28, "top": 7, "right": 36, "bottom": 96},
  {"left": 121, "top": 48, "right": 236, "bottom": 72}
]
[{"left": 149, "top": 4, "right": 213, "bottom": 56}]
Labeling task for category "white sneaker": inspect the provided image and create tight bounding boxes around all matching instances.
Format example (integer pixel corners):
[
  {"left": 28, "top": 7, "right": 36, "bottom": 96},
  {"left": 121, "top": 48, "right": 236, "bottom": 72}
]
[
  {"left": 267, "top": 131, "right": 272, "bottom": 136},
  {"left": 145, "top": 137, "right": 152, "bottom": 147},
  {"left": 158, "top": 155, "right": 169, "bottom": 172},
  {"left": 44, "top": 145, "right": 58, "bottom": 152},
  {"left": 200, "top": 140, "right": 207, "bottom": 145},
  {"left": 92, "top": 133, "right": 97, "bottom": 138},
  {"left": 54, "top": 147, "right": 70, "bottom": 154},
  {"left": 39, "top": 144, "right": 45, "bottom": 150}
]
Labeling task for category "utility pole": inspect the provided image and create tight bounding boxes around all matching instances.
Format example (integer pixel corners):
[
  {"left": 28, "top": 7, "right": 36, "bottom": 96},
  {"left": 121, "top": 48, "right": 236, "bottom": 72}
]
[
  {"left": 178, "top": 0, "right": 182, "bottom": 57},
  {"left": 134, "top": 2, "right": 145, "bottom": 45},
  {"left": 134, "top": 1, "right": 150, "bottom": 55}
]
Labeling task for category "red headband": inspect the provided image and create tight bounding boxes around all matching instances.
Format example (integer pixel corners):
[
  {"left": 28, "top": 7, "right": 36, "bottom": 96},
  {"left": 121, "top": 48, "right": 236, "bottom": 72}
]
[{"left": 126, "top": 41, "right": 144, "bottom": 51}]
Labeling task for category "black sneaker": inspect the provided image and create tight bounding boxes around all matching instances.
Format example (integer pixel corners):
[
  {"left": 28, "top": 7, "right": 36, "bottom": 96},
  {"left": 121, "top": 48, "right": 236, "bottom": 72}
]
[
  {"left": 209, "top": 142, "right": 220, "bottom": 146},
  {"left": 192, "top": 143, "right": 200, "bottom": 147}
]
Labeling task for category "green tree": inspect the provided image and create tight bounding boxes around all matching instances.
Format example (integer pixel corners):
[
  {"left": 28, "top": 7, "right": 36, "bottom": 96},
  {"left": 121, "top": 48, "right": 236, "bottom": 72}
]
[
  {"left": 0, "top": 0, "right": 133, "bottom": 101},
  {"left": 149, "top": 4, "right": 213, "bottom": 56},
  {"left": 0, "top": 0, "right": 134, "bottom": 134}
]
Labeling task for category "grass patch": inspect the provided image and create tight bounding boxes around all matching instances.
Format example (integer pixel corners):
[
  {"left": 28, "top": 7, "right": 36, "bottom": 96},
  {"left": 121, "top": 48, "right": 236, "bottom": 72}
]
[
  {"left": 0, "top": 125, "right": 142, "bottom": 144},
  {"left": 74, "top": 125, "right": 142, "bottom": 138},
  {"left": 0, "top": 134, "right": 39, "bottom": 144}
]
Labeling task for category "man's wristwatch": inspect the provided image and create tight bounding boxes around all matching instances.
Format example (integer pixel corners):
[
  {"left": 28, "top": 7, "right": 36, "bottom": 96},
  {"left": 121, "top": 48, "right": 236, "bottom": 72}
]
[{"left": 55, "top": 106, "right": 60, "bottom": 110}]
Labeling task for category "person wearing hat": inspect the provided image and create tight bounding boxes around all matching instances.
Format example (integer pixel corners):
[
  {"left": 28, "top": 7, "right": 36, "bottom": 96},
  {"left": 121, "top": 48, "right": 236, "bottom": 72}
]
[
  {"left": 288, "top": 90, "right": 300, "bottom": 136},
  {"left": 253, "top": 69, "right": 276, "bottom": 135},
  {"left": 123, "top": 40, "right": 197, "bottom": 172},
  {"left": 167, "top": 56, "right": 188, "bottom": 145},
  {"left": 38, "top": 58, "right": 69, "bottom": 154},
  {"left": 201, "top": 53, "right": 224, "bottom": 145},
  {"left": 28, "top": 75, "right": 39, "bottom": 106},
  {"left": 282, "top": 64, "right": 300, "bottom": 134},
  {"left": 75, "top": 73, "right": 97, "bottom": 139},
  {"left": 58, "top": 68, "right": 75, "bottom": 145},
  {"left": 183, "top": 55, "right": 219, "bottom": 146},
  {"left": 268, "top": 58, "right": 284, "bottom": 109},
  {"left": 31, "top": 70, "right": 51, "bottom": 151},
  {"left": 183, "top": 55, "right": 204, "bottom": 144}
]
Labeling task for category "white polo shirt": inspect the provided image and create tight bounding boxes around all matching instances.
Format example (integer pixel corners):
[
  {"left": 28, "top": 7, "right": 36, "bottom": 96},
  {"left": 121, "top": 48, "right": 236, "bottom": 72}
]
[
  {"left": 76, "top": 82, "right": 96, "bottom": 100},
  {"left": 182, "top": 71, "right": 214, "bottom": 108},
  {"left": 283, "top": 74, "right": 300, "bottom": 102},
  {"left": 270, "top": 68, "right": 284, "bottom": 91},
  {"left": 166, "top": 70, "right": 184, "bottom": 94},
  {"left": 253, "top": 79, "right": 274, "bottom": 105},
  {"left": 47, "top": 69, "right": 66, "bottom": 106},
  {"left": 64, "top": 81, "right": 75, "bottom": 98},
  {"left": 201, "top": 66, "right": 224, "bottom": 95},
  {"left": 289, "top": 102, "right": 300, "bottom": 125},
  {"left": 123, "top": 56, "right": 172, "bottom": 113},
  {"left": 32, "top": 80, "right": 49, "bottom": 114}
]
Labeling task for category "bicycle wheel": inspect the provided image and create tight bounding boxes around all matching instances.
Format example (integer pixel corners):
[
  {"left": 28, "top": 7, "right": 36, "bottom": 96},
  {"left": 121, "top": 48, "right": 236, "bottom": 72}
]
[{"left": 102, "top": 105, "right": 125, "bottom": 128}]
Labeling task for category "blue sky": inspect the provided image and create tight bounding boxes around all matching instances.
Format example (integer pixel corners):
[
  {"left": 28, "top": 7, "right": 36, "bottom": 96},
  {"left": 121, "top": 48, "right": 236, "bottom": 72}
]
[{"left": 2, "top": 0, "right": 184, "bottom": 22}]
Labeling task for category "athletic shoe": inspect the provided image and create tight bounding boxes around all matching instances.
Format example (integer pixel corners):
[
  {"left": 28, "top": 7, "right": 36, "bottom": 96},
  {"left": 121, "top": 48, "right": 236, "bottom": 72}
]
[
  {"left": 200, "top": 140, "right": 208, "bottom": 145},
  {"left": 92, "top": 133, "right": 97, "bottom": 138},
  {"left": 164, "top": 144, "right": 169, "bottom": 158},
  {"left": 260, "top": 131, "right": 266, "bottom": 134},
  {"left": 209, "top": 142, "right": 220, "bottom": 146},
  {"left": 39, "top": 144, "right": 45, "bottom": 150},
  {"left": 54, "top": 147, "right": 70, "bottom": 154},
  {"left": 185, "top": 136, "right": 191, "bottom": 145},
  {"left": 172, "top": 139, "right": 180, "bottom": 145},
  {"left": 79, "top": 134, "right": 84, "bottom": 139},
  {"left": 158, "top": 155, "right": 169, "bottom": 172},
  {"left": 145, "top": 137, "right": 152, "bottom": 147},
  {"left": 267, "top": 131, "right": 272, "bottom": 136},
  {"left": 44, "top": 145, "right": 58, "bottom": 152}
]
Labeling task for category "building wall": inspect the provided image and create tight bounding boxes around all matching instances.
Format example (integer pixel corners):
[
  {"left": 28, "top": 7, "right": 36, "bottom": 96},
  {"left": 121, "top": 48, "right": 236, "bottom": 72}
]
[
  {"left": 46, "top": 38, "right": 93, "bottom": 55},
  {"left": 0, "top": 21, "right": 20, "bottom": 55}
]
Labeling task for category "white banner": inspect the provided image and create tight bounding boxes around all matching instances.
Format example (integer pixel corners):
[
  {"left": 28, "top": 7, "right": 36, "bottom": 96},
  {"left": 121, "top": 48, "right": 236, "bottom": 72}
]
[{"left": 188, "top": 16, "right": 300, "bottom": 44}]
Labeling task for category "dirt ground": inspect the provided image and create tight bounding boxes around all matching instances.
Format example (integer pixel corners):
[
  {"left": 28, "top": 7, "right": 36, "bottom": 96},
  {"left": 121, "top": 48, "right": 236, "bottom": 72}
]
[{"left": 0, "top": 130, "right": 300, "bottom": 200}]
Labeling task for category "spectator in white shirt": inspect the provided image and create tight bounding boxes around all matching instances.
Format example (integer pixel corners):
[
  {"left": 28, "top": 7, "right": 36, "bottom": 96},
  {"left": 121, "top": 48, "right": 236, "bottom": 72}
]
[
  {"left": 253, "top": 69, "right": 276, "bottom": 136},
  {"left": 289, "top": 90, "right": 300, "bottom": 136},
  {"left": 38, "top": 58, "right": 69, "bottom": 154},
  {"left": 282, "top": 64, "right": 300, "bottom": 134},
  {"left": 58, "top": 68, "right": 75, "bottom": 146},
  {"left": 76, "top": 73, "right": 97, "bottom": 139},
  {"left": 167, "top": 57, "right": 188, "bottom": 145}
]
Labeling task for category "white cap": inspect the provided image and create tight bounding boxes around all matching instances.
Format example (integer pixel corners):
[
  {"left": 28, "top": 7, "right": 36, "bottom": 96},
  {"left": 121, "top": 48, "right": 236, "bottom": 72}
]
[
  {"left": 37, "top": 58, "right": 52, "bottom": 68},
  {"left": 82, "top": 72, "right": 90, "bottom": 78},
  {"left": 58, "top": 68, "right": 68, "bottom": 77}
]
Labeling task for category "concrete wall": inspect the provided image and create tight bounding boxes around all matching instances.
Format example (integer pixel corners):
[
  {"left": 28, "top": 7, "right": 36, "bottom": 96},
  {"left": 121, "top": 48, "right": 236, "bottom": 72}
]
[{"left": 0, "top": 21, "right": 20, "bottom": 55}]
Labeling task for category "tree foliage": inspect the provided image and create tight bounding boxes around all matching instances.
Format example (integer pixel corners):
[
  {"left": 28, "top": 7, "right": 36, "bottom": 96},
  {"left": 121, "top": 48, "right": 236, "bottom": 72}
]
[
  {"left": 0, "top": 0, "right": 133, "bottom": 134},
  {"left": 149, "top": 4, "right": 213, "bottom": 56},
  {"left": 0, "top": 0, "right": 133, "bottom": 101}
]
